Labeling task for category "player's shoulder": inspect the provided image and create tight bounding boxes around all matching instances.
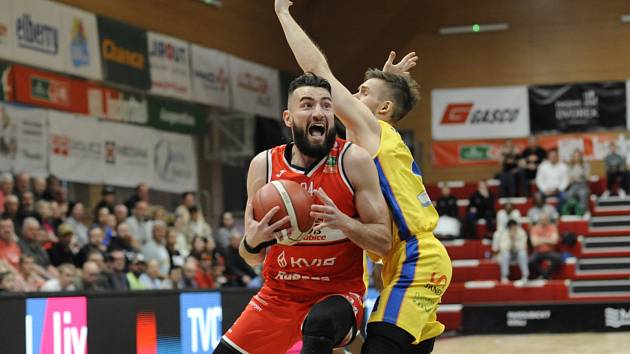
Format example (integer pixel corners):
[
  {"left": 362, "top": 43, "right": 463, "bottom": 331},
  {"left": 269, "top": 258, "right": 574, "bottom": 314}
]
[{"left": 342, "top": 141, "right": 373, "bottom": 166}]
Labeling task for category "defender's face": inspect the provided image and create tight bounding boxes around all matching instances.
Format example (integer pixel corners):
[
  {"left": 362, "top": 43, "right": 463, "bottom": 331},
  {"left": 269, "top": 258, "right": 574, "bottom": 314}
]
[{"left": 354, "top": 78, "right": 387, "bottom": 115}]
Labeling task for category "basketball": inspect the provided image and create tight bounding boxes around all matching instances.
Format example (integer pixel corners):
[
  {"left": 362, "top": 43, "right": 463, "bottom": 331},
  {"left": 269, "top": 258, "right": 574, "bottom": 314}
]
[{"left": 252, "top": 180, "right": 315, "bottom": 245}]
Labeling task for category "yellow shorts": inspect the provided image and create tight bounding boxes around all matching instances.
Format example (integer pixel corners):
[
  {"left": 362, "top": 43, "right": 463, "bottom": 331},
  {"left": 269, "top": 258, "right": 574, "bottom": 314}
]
[{"left": 368, "top": 231, "right": 452, "bottom": 344}]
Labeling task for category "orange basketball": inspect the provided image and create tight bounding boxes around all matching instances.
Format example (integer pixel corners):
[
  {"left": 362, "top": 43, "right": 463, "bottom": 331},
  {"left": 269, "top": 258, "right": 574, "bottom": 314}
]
[{"left": 252, "top": 180, "right": 315, "bottom": 245}]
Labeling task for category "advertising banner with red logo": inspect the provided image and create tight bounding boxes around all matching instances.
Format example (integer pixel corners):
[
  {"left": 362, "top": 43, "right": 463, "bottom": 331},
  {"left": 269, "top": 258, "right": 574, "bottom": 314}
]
[
  {"left": 87, "top": 84, "right": 148, "bottom": 124},
  {"left": 148, "top": 31, "right": 192, "bottom": 100},
  {"left": 101, "top": 121, "right": 153, "bottom": 188},
  {"left": 190, "top": 44, "right": 230, "bottom": 108},
  {"left": 59, "top": 3, "right": 102, "bottom": 80},
  {"left": 0, "top": 63, "right": 13, "bottom": 101},
  {"left": 9, "top": 0, "right": 64, "bottom": 72},
  {"left": 0, "top": 0, "right": 14, "bottom": 61},
  {"left": 229, "top": 55, "right": 280, "bottom": 119},
  {"left": 13, "top": 65, "right": 88, "bottom": 113},
  {"left": 431, "top": 132, "right": 620, "bottom": 167},
  {"left": 431, "top": 86, "right": 530, "bottom": 140},
  {"left": 4, "top": 104, "right": 47, "bottom": 176},
  {"left": 48, "top": 111, "right": 103, "bottom": 183}
]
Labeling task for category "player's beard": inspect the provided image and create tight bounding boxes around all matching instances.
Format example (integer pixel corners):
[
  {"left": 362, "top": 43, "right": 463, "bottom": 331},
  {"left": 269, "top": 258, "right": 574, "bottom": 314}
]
[{"left": 292, "top": 124, "right": 336, "bottom": 160}]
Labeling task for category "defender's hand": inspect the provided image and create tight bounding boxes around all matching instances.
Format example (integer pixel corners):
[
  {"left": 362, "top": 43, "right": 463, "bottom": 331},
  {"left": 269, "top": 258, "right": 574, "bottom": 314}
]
[{"left": 382, "top": 51, "right": 418, "bottom": 75}]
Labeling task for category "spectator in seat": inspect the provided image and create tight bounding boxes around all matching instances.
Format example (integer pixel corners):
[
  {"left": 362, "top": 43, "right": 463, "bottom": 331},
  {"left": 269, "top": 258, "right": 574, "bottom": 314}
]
[
  {"left": 14, "top": 172, "right": 31, "bottom": 198},
  {"left": 94, "top": 207, "right": 114, "bottom": 246},
  {"left": 14, "top": 255, "right": 44, "bottom": 292},
  {"left": 464, "top": 180, "right": 495, "bottom": 238},
  {"left": 142, "top": 220, "right": 170, "bottom": 276},
  {"left": 113, "top": 204, "right": 128, "bottom": 226},
  {"left": 3, "top": 195, "right": 20, "bottom": 227},
  {"left": 189, "top": 235, "right": 208, "bottom": 261},
  {"left": 74, "top": 261, "right": 107, "bottom": 291},
  {"left": 528, "top": 192, "right": 559, "bottom": 225},
  {"left": 603, "top": 143, "right": 627, "bottom": 197},
  {"left": 215, "top": 211, "right": 236, "bottom": 255},
  {"left": 435, "top": 186, "right": 459, "bottom": 219},
  {"left": 520, "top": 136, "right": 547, "bottom": 182},
  {"left": 66, "top": 202, "right": 89, "bottom": 247},
  {"left": 75, "top": 227, "right": 107, "bottom": 268},
  {"left": 186, "top": 206, "right": 212, "bottom": 243},
  {"left": 225, "top": 233, "right": 257, "bottom": 287},
  {"left": 47, "top": 224, "right": 78, "bottom": 267},
  {"left": 498, "top": 139, "right": 527, "bottom": 197},
  {"left": 492, "top": 219, "right": 529, "bottom": 284},
  {"left": 41, "top": 263, "right": 77, "bottom": 292},
  {"left": 175, "top": 192, "right": 199, "bottom": 226},
  {"left": 166, "top": 228, "right": 185, "bottom": 271},
  {"left": 18, "top": 217, "right": 55, "bottom": 277},
  {"left": 536, "top": 148, "right": 569, "bottom": 201},
  {"left": 0, "top": 173, "right": 14, "bottom": 214},
  {"left": 0, "top": 218, "right": 21, "bottom": 271},
  {"left": 127, "top": 254, "right": 147, "bottom": 290},
  {"left": 108, "top": 222, "right": 141, "bottom": 254},
  {"left": 42, "top": 175, "right": 61, "bottom": 202},
  {"left": 529, "top": 212, "right": 563, "bottom": 279},
  {"left": 496, "top": 202, "right": 521, "bottom": 231},
  {"left": 32, "top": 177, "right": 47, "bottom": 202},
  {"left": 107, "top": 249, "right": 129, "bottom": 291},
  {"left": 0, "top": 271, "right": 16, "bottom": 292},
  {"left": 163, "top": 265, "right": 183, "bottom": 290},
  {"left": 124, "top": 183, "right": 150, "bottom": 215},
  {"left": 94, "top": 186, "right": 117, "bottom": 218},
  {"left": 139, "top": 259, "right": 165, "bottom": 289},
  {"left": 182, "top": 257, "right": 199, "bottom": 289},
  {"left": 195, "top": 251, "right": 216, "bottom": 289},
  {"left": 36, "top": 201, "right": 59, "bottom": 246},
  {"left": 126, "top": 201, "right": 152, "bottom": 246},
  {"left": 563, "top": 150, "right": 590, "bottom": 216}
]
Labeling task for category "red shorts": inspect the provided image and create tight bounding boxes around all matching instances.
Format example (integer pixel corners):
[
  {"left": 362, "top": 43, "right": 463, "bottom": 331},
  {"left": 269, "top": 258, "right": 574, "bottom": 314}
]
[{"left": 222, "top": 288, "right": 363, "bottom": 354}]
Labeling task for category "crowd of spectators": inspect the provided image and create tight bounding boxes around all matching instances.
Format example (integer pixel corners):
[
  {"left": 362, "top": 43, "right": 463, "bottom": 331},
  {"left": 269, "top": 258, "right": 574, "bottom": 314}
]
[{"left": 0, "top": 173, "right": 257, "bottom": 293}]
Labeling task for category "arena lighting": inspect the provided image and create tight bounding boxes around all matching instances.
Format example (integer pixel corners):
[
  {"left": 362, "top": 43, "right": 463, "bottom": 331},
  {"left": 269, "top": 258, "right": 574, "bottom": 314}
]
[
  {"left": 621, "top": 15, "right": 630, "bottom": 23},
  {"left": 438, "top": 23, "right": 509, "bottom": 35}
]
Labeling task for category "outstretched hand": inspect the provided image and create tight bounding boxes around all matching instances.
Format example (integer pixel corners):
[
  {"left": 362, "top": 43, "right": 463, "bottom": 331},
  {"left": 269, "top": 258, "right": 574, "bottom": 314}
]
[
  {"left": 382, "top": 51, "right": 418, "bottom": 75},
  {"left": 274, "top": 0, "right": 293, "bottom": 15}
]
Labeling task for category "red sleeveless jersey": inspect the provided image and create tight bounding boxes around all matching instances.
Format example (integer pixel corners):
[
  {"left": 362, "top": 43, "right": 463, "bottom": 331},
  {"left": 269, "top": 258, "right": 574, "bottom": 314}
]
[{"left": 261, "top": 138, "right": 365, "bottom": 300}]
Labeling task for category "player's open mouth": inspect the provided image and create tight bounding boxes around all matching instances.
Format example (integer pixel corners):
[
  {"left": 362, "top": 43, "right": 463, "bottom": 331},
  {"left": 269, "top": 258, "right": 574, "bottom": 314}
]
[{"left": 308, "top": 122, "right": 326, "bottom": 138}]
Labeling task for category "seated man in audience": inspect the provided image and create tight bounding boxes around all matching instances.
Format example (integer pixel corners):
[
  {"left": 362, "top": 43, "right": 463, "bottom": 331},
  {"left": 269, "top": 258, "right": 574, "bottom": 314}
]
[
  {"left": 74, "top": 261, "right": 108, "bottom": 291},
  {"left": 162, "top": 265, "right": 184, "bottom": 290},
  {"left": 106, "top": 249, "right": 130, "bottom": 291},
  {"left": 496, "top": 202, "right": 521, "bottom": 231},
  {"left": 529, "top": 212, "right": 563, "bottom": 279},
  {"left": 195, "top": 251, "right": 216, "bottom": 289},
  {"left": 0, "top": 271, "right": 16, "bottom": 292},
  {"left": 464, "top": 180, "right": 495, "bottom": 238},
  {"left": 520, "top": 135, "right": 547, "bottom": 184},
  {"left": 492, "top": 219, "right": 529, "bottom": 284},
  {"left": 18, "top": 217, "right": 56, "bottom": 278},
  {"left": 142, "top": 220, "right": 170, "bottom": 276},
  {"left": 75, "top": 227, "right": 107, "bottom": 268},
  {"left": 13, "top": 255, "right": 45, "bottom": 292},
  {"left": 603, "top": 142, "right": 627, "bottom": 197},
  {"left": 3, "top": 195, "right": 20, "bottom": 228},
  {"left": 433, "top": 185, "right": 461, "bottom": 239},
  {"left": 139, "top": 259, "right": 165, "bottom": 290},
  {"left": 535, "top": 148, "right": 569, "bottom": 201},
  {"left": 108, "top": 222, "right": 141, "bottom": 254},
  {"left": 0, "top": 218, "right": 21, "bottom": 271},
  {"left": 435, "top": 185, "right": 458, "bottom": 219},
  {"left": 47, "top": 224, "right": 78, "bottom": 267},
  {"left": 41, "top": 263, "right": 77, "bottom": 292},
  {"left": 182, "top": 257, "right": 199, "bottom": 289},
  {"left": 127, "top": 254, "right": 148, "bottom": 290},
  {"left": 126, "top": 201, "right": 152, "bottom": 245},
  {"left": 225, "top": 233, "right": 257, "bottom": 287},
  {"left": 527, "top": 192, "right": 559, "bottom": 226}
]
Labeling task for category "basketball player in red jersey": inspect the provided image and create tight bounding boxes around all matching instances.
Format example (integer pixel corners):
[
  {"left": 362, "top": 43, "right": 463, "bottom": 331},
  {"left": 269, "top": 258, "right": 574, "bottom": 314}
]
[{"left": 212, "top": 74, "right": 391, "bottom": 354}]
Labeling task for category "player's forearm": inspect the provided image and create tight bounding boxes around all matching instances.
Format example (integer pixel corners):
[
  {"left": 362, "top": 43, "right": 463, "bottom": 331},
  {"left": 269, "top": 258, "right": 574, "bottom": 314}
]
[
  {"left": 276, "top": 10, "right": 330, "bottom": 76},
  {"left": 239, "top": 238, "right": 265, "bottom": 267},
  {"left": 341, "top": 218, "right": 391, "bottom": 257}
]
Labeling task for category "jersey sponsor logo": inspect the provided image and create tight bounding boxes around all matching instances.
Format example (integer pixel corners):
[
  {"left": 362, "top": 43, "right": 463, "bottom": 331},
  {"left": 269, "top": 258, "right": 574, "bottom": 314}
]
[
  {"left": 277, "top": 251, "right": 287, "bottom": 268},
  {"left": 274, "top": 271, "right": 330, "bottom": 282},
  {"left": 441, "top": 103, "right": 520, "bottom": 125},
  {"left": 275, "top": 169, "right": 286, "bottom": 177},
  {"left": 289, "top": 256, "right": 335, "bottom": 268},
  {"left": 297, "top": 227, "right": 346, "bottom": 244}
]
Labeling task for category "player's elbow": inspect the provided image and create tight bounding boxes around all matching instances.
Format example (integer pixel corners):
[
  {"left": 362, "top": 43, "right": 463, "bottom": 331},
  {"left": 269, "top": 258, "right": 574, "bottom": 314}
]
[{"left": 372, "top": 229, "right": 392, "bottom": 257}]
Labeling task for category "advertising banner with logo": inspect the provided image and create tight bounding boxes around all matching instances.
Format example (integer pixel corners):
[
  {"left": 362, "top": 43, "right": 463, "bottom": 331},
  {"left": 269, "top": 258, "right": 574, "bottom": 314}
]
[
  {"left": 431, "top": 132, "right": 620, "bottom": 167},
  {"left": 48, "top": 111, "right": 103, "bottom": 184},
  {"left": 13, "top": 65, "right": 88, "bottom": 113},
  {"left": 180, "top": 292, "right": 222, "bottom": 353},
  {"left": 25, "top": 296, "right": 88, "bottom": 354},
  {"left": 10, "top": 0, "right": 64, "bottom": 72},
  {"left": 229, "top": 56, "right": 280, "bottom": 119},
  {"left": 148, "top": 31, "right": 192, "bottom": 99},
  {"left": 5, "top": 104, "right": 47, "bottom": 176},
  {"left": 0, "top": 63, "right": 14, "bottom": 101},
  {"left": 529, "top": 82, "right": 627, "bottom": 133},
  {"left": 0, "top": 102, "right": 15, "bottom": 171},
  {"left": 59, "top": 4, "right": 102, "bottom": 80},
  {"left": 101, "top": 121, "right": 153, "bottom": 187},
  {"left": 98, "top": 16, "right": 150, "bottom": 90},
  {"left": 87, "top": 84, "right": 148, "bottom": 125},
  {"left": 152, "top": 130, "right": 198, "bottom": 193},
  {"left": 148, "top": 96, "right": 206, "bottom": 134},
  {"left": 431, "top": 86, "right": 530, "bottom": 140},
  {"left": 0, "top": 0, "right": 14, "bottom": 61},
  {"left": 190, "top": 44, "right": 230, "bottom": 108}
]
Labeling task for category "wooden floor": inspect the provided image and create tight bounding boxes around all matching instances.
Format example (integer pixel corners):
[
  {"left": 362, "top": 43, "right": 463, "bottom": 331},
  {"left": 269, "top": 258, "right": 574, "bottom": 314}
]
[{"left": 433, "top": 333, "right": 630, "bottom": 354}]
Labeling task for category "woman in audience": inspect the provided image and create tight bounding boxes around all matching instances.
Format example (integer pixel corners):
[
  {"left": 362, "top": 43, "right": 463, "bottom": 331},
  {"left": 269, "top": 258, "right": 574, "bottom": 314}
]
[{"left": 564, "top": 150, "right": 590, "bottom": 215}]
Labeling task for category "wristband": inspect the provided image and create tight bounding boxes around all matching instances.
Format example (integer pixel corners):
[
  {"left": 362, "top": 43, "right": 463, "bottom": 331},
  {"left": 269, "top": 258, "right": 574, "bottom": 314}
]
[{"left": 243, "top": 235, "right": 276, "bottom": 254}]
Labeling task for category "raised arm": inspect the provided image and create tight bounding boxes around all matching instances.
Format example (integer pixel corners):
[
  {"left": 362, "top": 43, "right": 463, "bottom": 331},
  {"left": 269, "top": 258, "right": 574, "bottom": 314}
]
[{"left": 274, "top": 0, "right": 381, "bottom": 154}]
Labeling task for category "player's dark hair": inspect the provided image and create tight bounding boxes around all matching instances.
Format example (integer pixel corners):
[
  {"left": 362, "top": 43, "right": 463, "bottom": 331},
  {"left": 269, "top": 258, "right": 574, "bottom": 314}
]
[
  {"left": 364, "top": 69, "right": 420, "bottom": 123},
  {"left": 288, "top": 73, "right": 332, "bottom": 98}
]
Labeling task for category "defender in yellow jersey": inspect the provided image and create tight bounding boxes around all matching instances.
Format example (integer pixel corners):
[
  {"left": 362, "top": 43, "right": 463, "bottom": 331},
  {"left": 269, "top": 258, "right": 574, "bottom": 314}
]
[{"left": 275, "top": 1, "right": 452, "bottom": 353}]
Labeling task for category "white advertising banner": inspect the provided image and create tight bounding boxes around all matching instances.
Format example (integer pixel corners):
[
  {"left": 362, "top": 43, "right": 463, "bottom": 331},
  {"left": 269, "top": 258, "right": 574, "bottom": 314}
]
[
  {"left": 229, "top": 56, "right": 280, "bottom": 119},
  {"left": 431, "top": 86, "right": 530, "bottom": 140},
  {"left": 190, "top": 44, "right": 230, "bottom": 108},
  {"left": 48, "top": 111, "right": 103, "bottom": 184},
  {"left": 148, "top": 32, "right": 192, "bottom": 99},
  {"left": 59, "top": 4, "right": 102, "bottom": 80},
  {"left": 10, "top": 0, "right": 64, "bottom": 72},
  {"left": 6, "top": 104, "right": 47, "bottom": 176},
  {"left": 151, "top": 131, "right": 197, "bottom": 193},
  {"left": 0, "top": 0, "right": 14, "bottom": 61},
  {"left": 0, "top": 103, "right": 16, "bottom": 171},
  {"left": 101, "top": 121, "right": 153, "bottom": 188}
]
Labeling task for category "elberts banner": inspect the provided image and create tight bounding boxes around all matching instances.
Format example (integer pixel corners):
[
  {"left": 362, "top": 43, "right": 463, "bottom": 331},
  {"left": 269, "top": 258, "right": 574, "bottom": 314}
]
[
  {"left": 148, "top": 96, "right": 206, "bottom": 134},
  {"left": 13, "top": 65, "right": 88, "bottom": 113},
  {"left": 59, "top": 3, "right": 102, "bottom": 80},
  {"left": 148, "top": 32, "right": 192, "bottom": 99},
  {"left": 87, "top": 84, "right": 148, "bottom": 125},
  {"left": 229, "top": 56, "right": 280, "bottom": 119},
  {"left": 98, "top": 16, "right": 150, "bottom": 90},
  {"left": 529, "top": 82, "right": 627, "bottom": 133},
  {"left": 48, "top": 111, "right": 103, "bottom": 184},
  {"left": 431, "top": 86, "right": 530, "bottom": 140},
  {"left": 10, "top": 0, "right": 64, "bottom": 72},
  {"left": 0, "top": 0, "right": 14, "bottom": 61},
  {"left": 101, "top": 121, "right": 153, "bottom": 188},
  {"left": 190, "top": 44, "right": 230, "bottom": 108},
  {"left": 152, "top": 130, "right": 198, "bottom": 193}
]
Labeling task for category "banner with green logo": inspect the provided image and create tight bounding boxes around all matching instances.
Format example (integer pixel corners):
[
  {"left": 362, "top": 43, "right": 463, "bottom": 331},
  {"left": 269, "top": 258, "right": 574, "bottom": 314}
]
[
  {"left": 147, "top": 96, "right": 207, "bottom": 134},
  {"left": 98, "top": 16, "right": 150, "bottom": 90}
]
